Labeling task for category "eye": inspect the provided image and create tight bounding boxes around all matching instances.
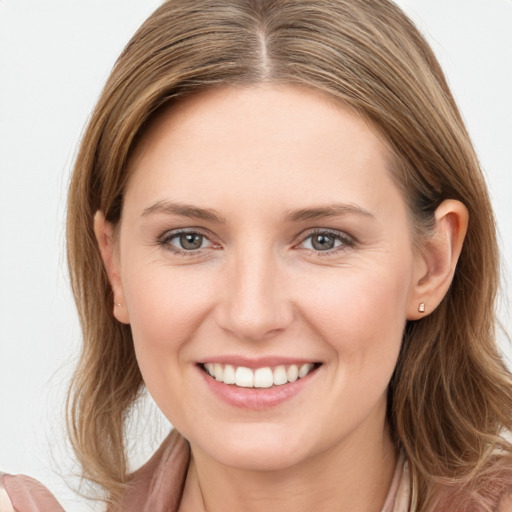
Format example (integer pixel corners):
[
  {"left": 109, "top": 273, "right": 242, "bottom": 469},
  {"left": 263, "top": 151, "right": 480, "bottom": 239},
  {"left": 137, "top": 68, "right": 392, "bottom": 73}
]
[
  {"left": 298, "top": 230, "right": 353, "bottom": 253},
  {"left": 160, "top": 230, "right": 215, "bottom": 253}
]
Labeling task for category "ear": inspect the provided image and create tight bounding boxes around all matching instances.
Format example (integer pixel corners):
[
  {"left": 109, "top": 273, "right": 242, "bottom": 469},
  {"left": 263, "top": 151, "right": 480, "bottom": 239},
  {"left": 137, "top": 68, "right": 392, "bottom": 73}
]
[
  {"left": 407, "top": 199, "right": 469, "bottom": 320},
  {"left": 94, "top": 211, "right": 130, "bottom": 324}
]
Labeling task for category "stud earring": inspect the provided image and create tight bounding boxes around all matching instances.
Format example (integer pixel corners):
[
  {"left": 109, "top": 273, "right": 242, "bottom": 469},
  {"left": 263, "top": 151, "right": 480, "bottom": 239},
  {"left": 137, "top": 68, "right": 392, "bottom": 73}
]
[
  {"left": 418, "top": 302, "right": 425, "bottom": 313},
  {"left": 114, "top": 302, "right": 121, "bottom": 307}
]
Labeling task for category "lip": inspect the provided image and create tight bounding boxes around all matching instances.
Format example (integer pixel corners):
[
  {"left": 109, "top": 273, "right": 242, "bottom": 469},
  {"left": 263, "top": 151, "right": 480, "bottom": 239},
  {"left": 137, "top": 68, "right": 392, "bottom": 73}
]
[
  {"left": 197, "top": 359, "right": 321, "bottom": 410},
  {"left": 199, "top": 355, "right": 319, "bottom": 369}
]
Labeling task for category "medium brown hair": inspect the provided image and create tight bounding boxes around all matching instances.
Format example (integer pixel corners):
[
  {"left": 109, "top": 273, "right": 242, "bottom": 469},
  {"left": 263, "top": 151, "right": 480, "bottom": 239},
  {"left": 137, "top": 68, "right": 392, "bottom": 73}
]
[{"left": 66, "top": 0, "right": 512, "bottom": 509}]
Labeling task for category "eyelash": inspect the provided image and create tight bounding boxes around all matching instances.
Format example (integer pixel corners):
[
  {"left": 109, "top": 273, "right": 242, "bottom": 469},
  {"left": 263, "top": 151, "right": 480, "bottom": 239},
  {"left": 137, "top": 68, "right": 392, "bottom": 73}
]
[
  {"left": 158, "top": 229, "right": 217, "bottom": 257},
  {"left": 300, "top": 229, "right": 355, "bottom": 256},
  {"left": 157, "top": 228, "right": 355, "bottom": 257}
]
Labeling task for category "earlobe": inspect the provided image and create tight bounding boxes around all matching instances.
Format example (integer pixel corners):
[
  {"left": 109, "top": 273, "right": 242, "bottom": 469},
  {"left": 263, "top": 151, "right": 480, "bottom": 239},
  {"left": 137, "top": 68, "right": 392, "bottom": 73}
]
[
  {"left": 93, "top": 211, "right": 130, "bottom": 324},
  {"left": 407, "top": 199, "right": 469, "bottom": 320}
]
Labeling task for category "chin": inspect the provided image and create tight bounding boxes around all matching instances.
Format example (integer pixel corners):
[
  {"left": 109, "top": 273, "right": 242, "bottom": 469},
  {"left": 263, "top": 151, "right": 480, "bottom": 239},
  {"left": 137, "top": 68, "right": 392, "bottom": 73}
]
[{"left": 190, "top": 423, "right": 311, "bottom": 472}]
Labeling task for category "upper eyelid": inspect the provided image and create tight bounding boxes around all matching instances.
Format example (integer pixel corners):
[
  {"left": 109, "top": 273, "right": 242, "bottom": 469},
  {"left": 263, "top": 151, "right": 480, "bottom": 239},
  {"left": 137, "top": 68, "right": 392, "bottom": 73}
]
[
  {"left": 159, "top": 226, "right": 352, "bottom": 239},
  {"left": 296, "top": 228, "right": 354, "bottom": 244},
  {"left": 160, "top": 227, "right": 212, "bottom": 240}
]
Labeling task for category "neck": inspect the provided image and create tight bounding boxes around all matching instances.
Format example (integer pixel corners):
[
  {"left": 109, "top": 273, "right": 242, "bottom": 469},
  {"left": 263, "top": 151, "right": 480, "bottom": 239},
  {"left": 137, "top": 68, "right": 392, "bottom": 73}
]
[{"left": 179, "top": 414, "right": 398, "bottom": 512}]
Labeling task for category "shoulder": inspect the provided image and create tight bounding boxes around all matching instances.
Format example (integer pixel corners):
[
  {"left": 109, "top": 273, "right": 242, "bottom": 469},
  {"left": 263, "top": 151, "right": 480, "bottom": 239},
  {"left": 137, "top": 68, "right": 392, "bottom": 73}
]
[{"left": 0, "top": 471, "right": 65, "bottom": 512}]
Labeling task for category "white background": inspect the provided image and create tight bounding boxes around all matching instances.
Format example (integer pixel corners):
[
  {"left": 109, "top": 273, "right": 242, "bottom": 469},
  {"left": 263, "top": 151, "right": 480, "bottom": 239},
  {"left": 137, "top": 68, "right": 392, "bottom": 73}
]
[{"left": 0, "top": 1, "right": 511, "bottom": 510}]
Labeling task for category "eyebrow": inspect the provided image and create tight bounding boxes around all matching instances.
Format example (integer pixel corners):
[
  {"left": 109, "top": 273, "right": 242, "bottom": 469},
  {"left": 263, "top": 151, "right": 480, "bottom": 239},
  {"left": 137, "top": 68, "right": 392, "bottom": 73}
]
[
  {"left": 142, "top": 200, "right": 374, "bottom": 223},
  {"left": 142, "top": 201, "right": 226, "bottom": 223},
  {"left": 282, "top": 203, "right": 375, "bottom": 222}
]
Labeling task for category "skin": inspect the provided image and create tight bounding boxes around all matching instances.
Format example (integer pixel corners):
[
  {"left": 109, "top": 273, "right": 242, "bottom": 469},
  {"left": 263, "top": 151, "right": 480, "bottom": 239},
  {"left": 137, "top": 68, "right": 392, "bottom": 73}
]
[{"left": 95, "top": 85, "right": 468, "bottom": 512}]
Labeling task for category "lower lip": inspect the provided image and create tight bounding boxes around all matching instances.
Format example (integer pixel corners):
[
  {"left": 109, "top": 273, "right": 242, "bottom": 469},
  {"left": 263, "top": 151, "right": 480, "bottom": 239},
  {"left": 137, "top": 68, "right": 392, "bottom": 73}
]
[{"left": 198, "top": 366, "right": 318, "bottom": 410}]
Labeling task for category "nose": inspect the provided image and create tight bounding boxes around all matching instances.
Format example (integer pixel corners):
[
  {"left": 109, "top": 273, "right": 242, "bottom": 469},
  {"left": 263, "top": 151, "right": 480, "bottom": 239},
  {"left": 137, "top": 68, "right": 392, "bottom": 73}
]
[{"left": 215, "top": 243, "right": 294, "bottom": 342}]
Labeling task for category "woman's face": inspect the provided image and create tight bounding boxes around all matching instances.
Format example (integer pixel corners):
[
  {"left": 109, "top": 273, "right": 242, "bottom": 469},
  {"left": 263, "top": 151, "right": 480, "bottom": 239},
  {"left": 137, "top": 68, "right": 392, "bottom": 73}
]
[{"left": 111, "top": 85, "right": 424, "bottom": 471}]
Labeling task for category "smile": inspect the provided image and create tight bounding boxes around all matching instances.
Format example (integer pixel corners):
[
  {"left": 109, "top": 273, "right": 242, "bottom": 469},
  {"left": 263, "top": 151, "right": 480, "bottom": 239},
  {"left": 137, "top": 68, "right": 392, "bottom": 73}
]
[{"left": 201, "top": 362, "right": 319, "bottom": 388}]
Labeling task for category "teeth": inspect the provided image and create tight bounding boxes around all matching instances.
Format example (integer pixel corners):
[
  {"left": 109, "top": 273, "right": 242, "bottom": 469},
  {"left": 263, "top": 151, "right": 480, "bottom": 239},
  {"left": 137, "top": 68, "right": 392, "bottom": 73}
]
[
  {"left": 273, "top": 365, "right": 287, "bottom": 385},
  {"left": 254, "top": 367, "right": 273, "bottom": 388},
  {"left": 223, "top": 364, "right": 235, "bottom": 384},
  {"left": 299, "top": 363, "right": 314, "bottom": 378},
  {"left": 203, "top": 362, "right": 316, "bottom": 388},
  {"left": 287, "top": 365, "right": 299, "bottom": 382},
  {"left": 235, "top": 366, "right": 253, "bottom": 387}
]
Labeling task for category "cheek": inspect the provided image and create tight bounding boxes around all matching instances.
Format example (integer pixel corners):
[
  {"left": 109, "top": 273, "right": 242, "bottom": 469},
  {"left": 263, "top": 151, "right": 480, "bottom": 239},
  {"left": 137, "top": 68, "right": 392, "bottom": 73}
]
[
  {"left": 120, "top": 260, "right": 215, "bottom": 388},
  {"left": 120, "top": 265, "right": 219, "bottom": 424},
  {"left": 123, "top": 257, "right": 210, "bottom": 334},
  {"left": 298, "top": 262, "right": 411, "bottom": 374}
]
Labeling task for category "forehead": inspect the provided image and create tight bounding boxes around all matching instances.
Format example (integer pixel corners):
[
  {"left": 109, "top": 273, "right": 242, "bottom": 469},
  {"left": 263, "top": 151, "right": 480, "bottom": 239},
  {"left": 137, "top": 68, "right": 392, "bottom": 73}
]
[{"left": 124, "top": 85, "right": 402, "bottom": 222}]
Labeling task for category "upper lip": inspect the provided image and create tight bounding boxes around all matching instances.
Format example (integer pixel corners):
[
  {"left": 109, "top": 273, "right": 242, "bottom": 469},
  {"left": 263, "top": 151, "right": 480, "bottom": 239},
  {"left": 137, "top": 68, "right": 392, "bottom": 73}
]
[{"left": 198, "top": 356, "right": 321, "bottom": 369}]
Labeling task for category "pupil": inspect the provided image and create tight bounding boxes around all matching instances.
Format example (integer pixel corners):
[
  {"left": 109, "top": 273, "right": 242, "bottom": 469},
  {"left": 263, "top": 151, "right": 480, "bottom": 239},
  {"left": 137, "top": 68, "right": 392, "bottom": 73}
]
[
  {"left": 312, "top": 234, "right": 334, "bottom": 250},
  {"left": 180, "top": 233, "right": 202, "bottom": 250}
]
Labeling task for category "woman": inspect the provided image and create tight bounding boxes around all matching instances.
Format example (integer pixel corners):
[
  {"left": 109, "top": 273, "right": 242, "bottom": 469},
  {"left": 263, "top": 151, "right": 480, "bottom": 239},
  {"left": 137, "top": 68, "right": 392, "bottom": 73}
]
[{"left": 2, "top": 0, "right": 511, "bottom": 510}]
